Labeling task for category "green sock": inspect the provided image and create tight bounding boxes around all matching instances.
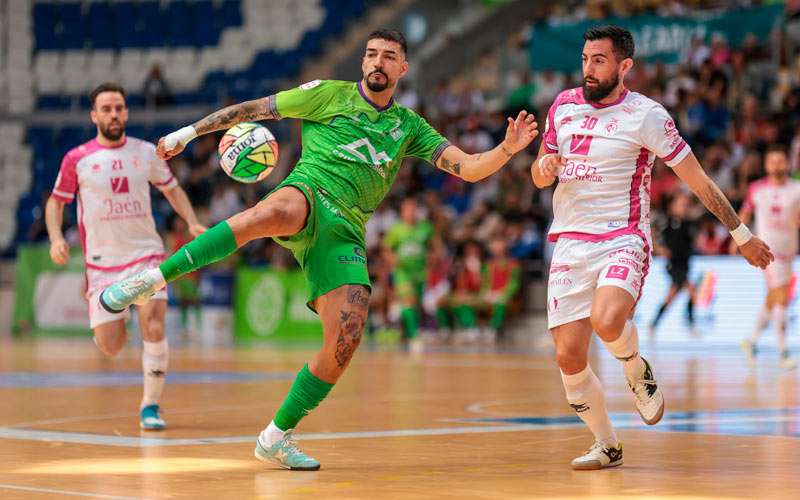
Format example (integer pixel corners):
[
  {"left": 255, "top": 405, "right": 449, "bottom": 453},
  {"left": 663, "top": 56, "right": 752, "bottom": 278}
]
[
  {"left": 400, "top": 307, "right": 418, "bottom": 339},
  {"left": 159, "top": 222, "right": 238, "bottom": 282},
  {"left": 180, "top": 307, "right": 188, "bottom": 330},
  {"left": 454, "top": 305, "right": 477, "bottom": 328},
  {"left": 273, "top": 364, "right": 334, "bottom": 431},
  {"left": 491, "top": 303, "right": 507, "bottom": 330},
  {"left": 435, "top": 307, "right": 450, "bottom": 329}
]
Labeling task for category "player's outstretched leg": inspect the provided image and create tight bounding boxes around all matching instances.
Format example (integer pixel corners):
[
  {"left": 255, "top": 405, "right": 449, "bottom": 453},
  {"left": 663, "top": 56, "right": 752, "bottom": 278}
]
[
  {"left": 101, "top": 187, "right": 308, "bottom": 313},
  {"left": 553, "top": 318, "right": 623, "bottom": 470},
  {"left": 593, "top": 287, "right": 664, "bottom": 426},
  {"left": 255, "top": 284, "right": 369, "bottom": 470}
]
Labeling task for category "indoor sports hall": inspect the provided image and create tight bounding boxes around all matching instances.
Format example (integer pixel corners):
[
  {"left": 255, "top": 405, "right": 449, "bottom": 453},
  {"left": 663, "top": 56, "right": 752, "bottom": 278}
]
[{"left": 0, "top": 1, "right": 798, "bottom": 499}]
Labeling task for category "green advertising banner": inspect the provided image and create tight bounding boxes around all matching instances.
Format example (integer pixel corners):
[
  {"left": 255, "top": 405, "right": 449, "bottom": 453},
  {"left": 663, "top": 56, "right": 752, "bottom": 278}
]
[
  {"left": 234, "top": 267, "right": 322, "bottom": 342},
  {"left": 530, "top": 4, "right": 783, "bottom": 72},
  {"left": 13, "top": 244, "right": 91, "bottom": 335}
]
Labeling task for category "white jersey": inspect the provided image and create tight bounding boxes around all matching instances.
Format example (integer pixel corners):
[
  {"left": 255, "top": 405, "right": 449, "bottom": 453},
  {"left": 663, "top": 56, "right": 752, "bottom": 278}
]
[
  {"left": 51, "top": 137, "right": 177, "bottom": 277},
  {"left": 543, "top": 87, "right": 691, "bottom": 244},
  {"left": 744, "top": 178, "right": 800, "bottom": 257}
]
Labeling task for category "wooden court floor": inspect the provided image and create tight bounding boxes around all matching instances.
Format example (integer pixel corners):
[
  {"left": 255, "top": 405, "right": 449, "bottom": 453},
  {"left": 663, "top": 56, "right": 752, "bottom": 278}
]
[{"left": 0, "top": 336, "right": 798, "bottom": 500}]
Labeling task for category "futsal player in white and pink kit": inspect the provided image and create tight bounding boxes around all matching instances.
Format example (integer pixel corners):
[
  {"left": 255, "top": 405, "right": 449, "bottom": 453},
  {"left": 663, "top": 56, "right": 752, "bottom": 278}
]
[
  {"left": 530, "top": 26, "right": 774, "bottom": 470},
  {"left": 44, "top": 83, "right": 206, "bottom": 430},
  {"left": 735, "top": 145, "right": 799, "bottom": 370}
]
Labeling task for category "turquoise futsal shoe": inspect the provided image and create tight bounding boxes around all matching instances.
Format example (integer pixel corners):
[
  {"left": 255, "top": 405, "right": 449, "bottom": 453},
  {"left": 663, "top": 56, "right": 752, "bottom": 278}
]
[
  {"left": 140, "top": 404, "right": 166, "bottom": 430},
  {"left": 99, "top": 268, "right": 164, "bottom": 313},
  {"left": 254, "top": 431, "right": 320, "bottom": 471}
]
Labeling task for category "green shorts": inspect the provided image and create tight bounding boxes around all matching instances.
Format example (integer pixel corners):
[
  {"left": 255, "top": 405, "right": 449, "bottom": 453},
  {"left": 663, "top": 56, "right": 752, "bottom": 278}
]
[
  {"left": 270, "top": 172, "right": 371, "bottom": 311},
  {"left": 394, "top": 268, "right": 426, "bottom": 302}
]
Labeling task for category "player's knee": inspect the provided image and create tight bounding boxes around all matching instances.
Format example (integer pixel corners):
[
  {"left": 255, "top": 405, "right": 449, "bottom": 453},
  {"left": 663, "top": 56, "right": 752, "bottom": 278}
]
[
  {"left": 590, "top": 310, "right": 626, "bottom": 339},
  {"left": 94, "top": 335, "right": 125, "bottom": 357},
  {"left": 143, "top": 323, "right": 164, "bottom": 343},
  {"left": 555, "top": 345, "right": 587, "bottom": 373}
]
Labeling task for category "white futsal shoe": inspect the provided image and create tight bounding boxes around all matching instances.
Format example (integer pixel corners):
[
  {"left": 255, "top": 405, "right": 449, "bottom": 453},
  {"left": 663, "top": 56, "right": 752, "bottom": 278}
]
[
  {"left": 571, "top": 441, "right": 623, "bottom": 470},
  {"left": 630, "top": 357, "right": 665, "bottom": 425}
]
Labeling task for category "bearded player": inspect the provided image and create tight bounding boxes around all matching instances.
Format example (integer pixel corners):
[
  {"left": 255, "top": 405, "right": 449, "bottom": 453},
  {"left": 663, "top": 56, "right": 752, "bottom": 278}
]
[
  {"left": 531, "top": 25, "right": 773, "bottom": 470},
  {"left": 45, "top": 83, "right": 205, "bottom": 430},
  {"left": 735, "top": 145, "right": 799, "bottom": 370},
  {"left": 98, "top": 30, "right": 539, "bottom": 470}
]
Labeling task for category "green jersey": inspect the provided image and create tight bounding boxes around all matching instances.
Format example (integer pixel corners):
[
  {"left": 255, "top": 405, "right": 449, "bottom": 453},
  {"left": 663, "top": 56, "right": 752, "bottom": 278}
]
[
  {"left": 384, "top": 220, "right": 434, "bottom": 274},
  {"left": 274, "top": 79, "right": 450, "bottom": 226}
]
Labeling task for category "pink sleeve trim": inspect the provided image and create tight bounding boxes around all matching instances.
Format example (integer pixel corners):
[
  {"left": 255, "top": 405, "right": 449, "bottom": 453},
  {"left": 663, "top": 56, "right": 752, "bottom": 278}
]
[{"left": 663, "top": 140, "right": 688, "bottom": 162}]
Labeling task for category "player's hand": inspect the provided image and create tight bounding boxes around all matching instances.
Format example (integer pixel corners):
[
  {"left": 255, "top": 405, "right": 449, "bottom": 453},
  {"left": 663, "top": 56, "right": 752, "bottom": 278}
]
[
  {"left": 502, "top": 110, "right": 538, "bottom": 155},
  {"left": 738, "top": 236, "right": 773, "bottom": 269},
  {"left": 188, "top": 223, "right": 207, "bottom": 237},
  {"left": 49, "top": 238, "right": 70, "bottom": 265},
  {"left": 537, "top": 153, "right": 566, "bottom": 179},
  {"left": 156, "top": 136, "right": 185, "bottom": 161}
]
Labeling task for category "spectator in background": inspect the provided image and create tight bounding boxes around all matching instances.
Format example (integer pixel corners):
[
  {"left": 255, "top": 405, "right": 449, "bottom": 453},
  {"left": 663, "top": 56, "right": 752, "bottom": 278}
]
[
  {"left": 165, "top": 215, "right": 201, "bottom": 339},
  {"left": 483, "top": 237, "right": 521, "bottom": 340},
  {"left": 208, "top": 181, "right": 244, "bottom": 224},
  {"left": 143, "top": 64, "right": 174, "bottom": 108}
]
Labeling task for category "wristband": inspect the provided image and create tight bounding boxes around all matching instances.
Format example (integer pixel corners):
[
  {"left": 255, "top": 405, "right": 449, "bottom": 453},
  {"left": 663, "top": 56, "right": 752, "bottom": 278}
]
[
  {"left": 730, "top": 223, "right": 753, "bottom": 246},
  {"left": 165, "top": 126, "right": 197, "bottom": 149}
]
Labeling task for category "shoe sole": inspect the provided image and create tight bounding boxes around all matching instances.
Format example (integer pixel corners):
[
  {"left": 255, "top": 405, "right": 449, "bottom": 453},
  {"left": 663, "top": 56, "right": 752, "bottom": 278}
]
[
  {"left": 98, "top": 291, "right": 125, "bottom": 314},
  {"left": 140, "top": 421, "right": 166, "bottom": 430},
  {"left": 253, "top": 445, "right": 321, "bottom": 471},
  {"left": 636, "top": 389, "right": 665, "bottom": 425},
  {"left": 571, "top": 458, "right": 624, "bottom": 471}
]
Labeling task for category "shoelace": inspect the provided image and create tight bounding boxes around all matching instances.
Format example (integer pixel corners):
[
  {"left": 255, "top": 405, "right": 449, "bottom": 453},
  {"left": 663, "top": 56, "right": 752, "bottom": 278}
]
[
  {"left": 282, "top": 433, "right": 303, "bottom": 456},
  {"left": 585, "top": 441, "right": 606, "bottom": 455},
  {"left": 632, "top": 378, "right": 658, "bottom": 401}
]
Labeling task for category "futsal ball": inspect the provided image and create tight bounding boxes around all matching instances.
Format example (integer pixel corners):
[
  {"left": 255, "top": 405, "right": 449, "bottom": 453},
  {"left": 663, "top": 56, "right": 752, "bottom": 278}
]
[{"left": 218, "top": 122, "right": 279, "bottom": 183}]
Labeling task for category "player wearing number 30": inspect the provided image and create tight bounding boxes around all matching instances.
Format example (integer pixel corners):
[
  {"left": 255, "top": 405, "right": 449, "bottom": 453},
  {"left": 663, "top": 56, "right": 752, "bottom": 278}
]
[
  {"left": 99, "top": 29, "right": 539, "bottom": 470},
  {"left": 530, "top": 25, "right": 774, "bottom": 470}
]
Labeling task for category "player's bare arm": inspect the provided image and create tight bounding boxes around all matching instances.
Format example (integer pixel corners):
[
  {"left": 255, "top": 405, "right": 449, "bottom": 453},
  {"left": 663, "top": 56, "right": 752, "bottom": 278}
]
[
  {"left": 156, "top": 95, "right": 277, "bottom": 160},
  {"left": 44, "top": 196, "right": 69, "bottom": 265},
  {"left": 435, "top": 110, "right": 538, "bottom": 182},
  {"left": 673, "top": 151, "right": 773, "bottom": 268},
  {"left": 728, "top": 202, "right": 754, "bottom": 254},
  {"left": 162, "top": 185, "right": 207, "bottom": 237},
  {"left": 530, "top": 141, "right": 567, "bottom": 188}
]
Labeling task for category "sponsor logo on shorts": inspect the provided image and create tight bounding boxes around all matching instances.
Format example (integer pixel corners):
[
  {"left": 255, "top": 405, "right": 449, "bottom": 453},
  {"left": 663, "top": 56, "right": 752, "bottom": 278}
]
[
  {"left": 606, "top": 265, "right": 630, "bottom": 280},
  {"left": 339, "top": 247, "right": 366, "bottom": 265},
  {"left": 549, "top": 277, "right": 573, "bottom": 286},
  {"left": 550, "top": 263, "right": 571, "bottom": 273}
]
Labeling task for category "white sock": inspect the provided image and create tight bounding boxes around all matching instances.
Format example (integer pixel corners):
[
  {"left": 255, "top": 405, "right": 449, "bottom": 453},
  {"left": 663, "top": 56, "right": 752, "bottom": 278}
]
[
  {"left": 259, "top": 420, "right": 287, "bottom": 447},
  {"left": 750, "top": 305, "right": 770, "bottom": 343},
  {"left": 561, "top": 366, "right": 618, "bottom": 446},
  {"left": 603, "top": 320, "right": 646, "bottom": 384},
  {"left": 141, "top": 338, "right": 168, "bottom": 409},
  {"left": 772, "top": 305, "right": 787, "bottom": 352}
]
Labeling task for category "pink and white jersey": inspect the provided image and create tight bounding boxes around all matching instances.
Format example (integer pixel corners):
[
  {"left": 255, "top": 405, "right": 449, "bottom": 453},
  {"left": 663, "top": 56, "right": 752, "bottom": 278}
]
[
  {"left": 543, "top": 87, "right": 691, "bottom": 243},
  {"left": 744, "top": 178, "right": 800, "bottom": 257},
  {"left": 51, "top": 137, "right": 177, "bottom": 271}
]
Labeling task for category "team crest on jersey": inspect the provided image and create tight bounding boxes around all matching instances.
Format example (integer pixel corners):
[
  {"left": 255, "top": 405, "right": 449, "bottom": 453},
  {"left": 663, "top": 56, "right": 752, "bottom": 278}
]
[
  {"left": 389, "top": 127, "right": 404, "bottom": 141},
  {"left": 299, "top": 79, "right": 322, "bottom": 90},
  {"left": 91, "top": 163, "right": 101, "bottom": 173},
  {"left": 605, "top": 118, "right": 619, "bottom": 135},
  {"left": 132, "top": 157, "right": 141, "bottom": 169}
]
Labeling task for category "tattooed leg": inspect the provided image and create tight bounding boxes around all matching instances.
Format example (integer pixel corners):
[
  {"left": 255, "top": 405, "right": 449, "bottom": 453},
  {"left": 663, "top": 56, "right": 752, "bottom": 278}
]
[{"left": 311, "top": 284, "right": 370, "bottom": 383}]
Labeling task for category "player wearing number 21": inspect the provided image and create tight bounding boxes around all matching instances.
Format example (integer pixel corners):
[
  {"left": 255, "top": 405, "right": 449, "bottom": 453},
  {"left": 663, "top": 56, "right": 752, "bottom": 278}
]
[
  {"left": 530, "top": 25, "right": 773, "bottom": 470},
  {"left": 98, "top": 29, "right": 539, "bottom": 470}
]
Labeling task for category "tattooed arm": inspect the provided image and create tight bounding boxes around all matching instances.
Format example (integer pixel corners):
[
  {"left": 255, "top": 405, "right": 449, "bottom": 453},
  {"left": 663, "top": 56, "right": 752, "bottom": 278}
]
[
  {"left": 434, "top": 111, "right": 539, "bottom": 183},
  {"left": 156, "top": 95, "right": 278, "bottom": 160},
  {"left": 673, "top": 151, "right": 773, "bottom": 268}
]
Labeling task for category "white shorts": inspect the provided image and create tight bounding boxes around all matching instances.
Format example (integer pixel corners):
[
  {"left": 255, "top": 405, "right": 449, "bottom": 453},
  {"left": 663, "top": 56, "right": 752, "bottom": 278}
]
[
  {"left": 764, "top": 255, "right": 793, "bottom": 289},
  {"left": 547, "top": 234, "right": 650, "bottom": 329},
  {"left": 85, "top": 256, "right": 167, "bottom": 329}
]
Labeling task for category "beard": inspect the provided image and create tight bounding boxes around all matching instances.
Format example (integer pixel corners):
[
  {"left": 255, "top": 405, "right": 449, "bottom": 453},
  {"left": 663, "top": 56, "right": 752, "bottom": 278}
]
[
  {"left": 99, "top": 121, "right": 125, "bottom": 141},
  {"left": 366, "top": 70, "right": 390, "bottom": 92},
  {"left": 582, "top": 74, "right": 619, "bottom": 103}
]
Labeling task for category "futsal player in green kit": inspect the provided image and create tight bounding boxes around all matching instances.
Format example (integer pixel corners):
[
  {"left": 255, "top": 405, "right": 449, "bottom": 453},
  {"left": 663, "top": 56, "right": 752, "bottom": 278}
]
[
  {"left": 383, "top": 197, "right": 433, "bottom": 342},
  {"left": 100, "top": 29, "right": 539, "bottom": 470}
]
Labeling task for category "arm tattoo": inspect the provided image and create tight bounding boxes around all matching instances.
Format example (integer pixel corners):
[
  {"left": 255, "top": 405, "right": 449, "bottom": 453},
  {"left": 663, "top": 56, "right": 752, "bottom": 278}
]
[
  {"left": 347, "top": 286, "right": 370, "bottom": 307},
  {"left": 500, "top": 144, "right": 513, "bottom": 157},
  {"left": 192, "top": 95, "right": 277, "bottom": 135},
  {"left": 437, "top": 157, "right": 462, "bottom": 176},
  {"left": 695, "top": 181, "right": 740, "bottom": 230}
]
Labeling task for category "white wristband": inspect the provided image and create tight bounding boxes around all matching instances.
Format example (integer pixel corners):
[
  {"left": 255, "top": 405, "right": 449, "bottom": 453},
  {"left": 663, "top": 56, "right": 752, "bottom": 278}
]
[
  {"left": 164, "top": 126, "right": 197, "bottom": 150},
  {"left": 730, "top": 223, "right": 753, "bottom": 246}
]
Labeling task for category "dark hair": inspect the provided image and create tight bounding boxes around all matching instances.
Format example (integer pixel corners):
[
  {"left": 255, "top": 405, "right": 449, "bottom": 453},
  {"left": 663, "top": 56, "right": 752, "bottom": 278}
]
[
  {"left": 583, "top": 25, "right": 635, "bottom": 61},
  {"left": 89, "top": 82, "right": 126, "bottom": 108},
  {"left": 367, "top": 29, "right": 407, "bottom": 56},
  {"left": 765, "top": 143, "right": 788, "bottom": 156}
]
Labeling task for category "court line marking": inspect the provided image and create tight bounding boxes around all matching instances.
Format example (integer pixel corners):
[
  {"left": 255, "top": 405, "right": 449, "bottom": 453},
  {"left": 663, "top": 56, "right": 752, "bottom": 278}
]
[
  {"left": 0, "top": 483, "right": 146, "bottom": 500},
  {"left": 0, "top": 412, "right": 798, "bottom": 448}
]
